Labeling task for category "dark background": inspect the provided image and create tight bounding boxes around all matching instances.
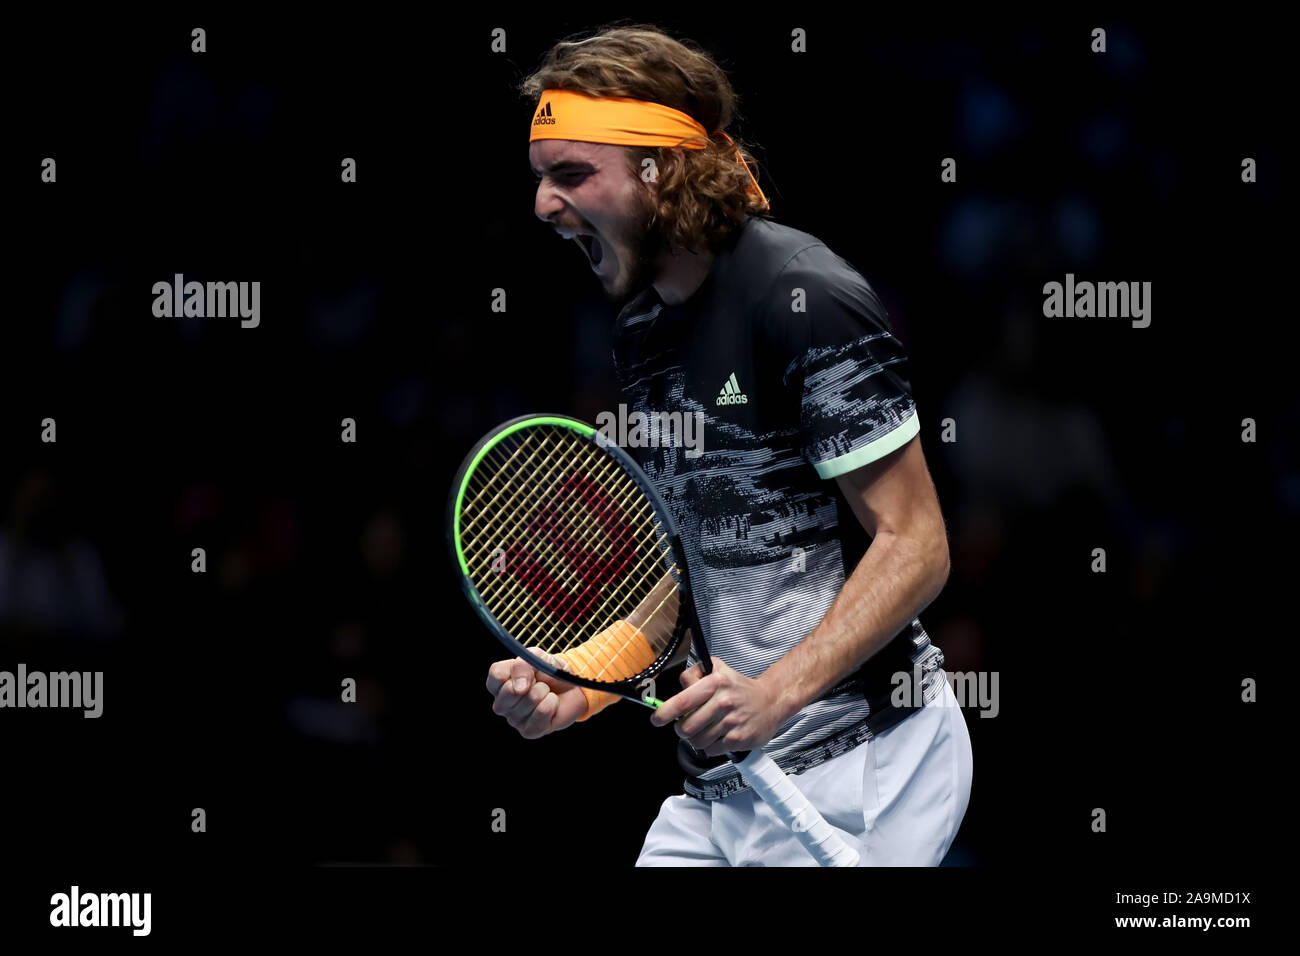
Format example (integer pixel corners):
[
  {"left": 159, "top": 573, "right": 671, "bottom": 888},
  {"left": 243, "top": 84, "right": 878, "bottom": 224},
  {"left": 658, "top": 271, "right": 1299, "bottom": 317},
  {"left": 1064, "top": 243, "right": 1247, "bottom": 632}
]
[{"left": 0, "top": 7, "right": 1288, "bottom": 927}]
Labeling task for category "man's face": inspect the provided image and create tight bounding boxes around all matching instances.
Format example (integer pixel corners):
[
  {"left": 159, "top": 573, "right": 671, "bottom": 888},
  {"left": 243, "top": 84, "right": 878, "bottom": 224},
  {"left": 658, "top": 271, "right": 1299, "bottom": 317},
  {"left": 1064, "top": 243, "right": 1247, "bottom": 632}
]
[{"left": 530, "top": 140, "right": 662, "bottom": 304}]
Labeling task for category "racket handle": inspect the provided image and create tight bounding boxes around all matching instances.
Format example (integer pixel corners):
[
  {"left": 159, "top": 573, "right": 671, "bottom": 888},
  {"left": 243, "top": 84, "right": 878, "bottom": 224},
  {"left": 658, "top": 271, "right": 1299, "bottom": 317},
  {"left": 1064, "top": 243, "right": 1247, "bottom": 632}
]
[{"left": 732, "top": 750, "right": 861, "bottom": 868}]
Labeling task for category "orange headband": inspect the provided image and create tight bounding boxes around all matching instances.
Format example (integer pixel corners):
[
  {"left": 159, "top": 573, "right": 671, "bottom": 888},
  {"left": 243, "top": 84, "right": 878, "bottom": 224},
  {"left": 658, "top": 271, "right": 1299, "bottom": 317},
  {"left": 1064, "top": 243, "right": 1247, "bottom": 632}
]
[{"left": 529, "top": 88, "right": 769, "bottom": 210}]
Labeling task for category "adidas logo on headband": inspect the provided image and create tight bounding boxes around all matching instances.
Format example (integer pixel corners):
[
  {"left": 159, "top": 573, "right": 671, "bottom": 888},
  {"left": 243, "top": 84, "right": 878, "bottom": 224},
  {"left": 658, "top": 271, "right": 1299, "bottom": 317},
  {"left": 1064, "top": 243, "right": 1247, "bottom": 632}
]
[{"left": 527, "top": 88, "right": 769, "bottom": 210}]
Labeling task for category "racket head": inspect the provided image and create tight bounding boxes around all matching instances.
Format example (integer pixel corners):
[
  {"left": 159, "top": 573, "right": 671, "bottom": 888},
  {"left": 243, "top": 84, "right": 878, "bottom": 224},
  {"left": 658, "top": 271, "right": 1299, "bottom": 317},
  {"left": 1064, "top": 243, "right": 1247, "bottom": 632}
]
[{"left": 449, "top": 414, "right": 692, "bottom": 700}]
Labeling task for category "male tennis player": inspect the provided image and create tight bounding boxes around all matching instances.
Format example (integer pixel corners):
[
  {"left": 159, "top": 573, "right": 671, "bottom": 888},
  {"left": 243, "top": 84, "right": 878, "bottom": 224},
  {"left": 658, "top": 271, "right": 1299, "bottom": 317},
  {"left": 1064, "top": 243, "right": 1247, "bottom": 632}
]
[{"left": 486, "top": 23, "right": 972, "bottom": 866}]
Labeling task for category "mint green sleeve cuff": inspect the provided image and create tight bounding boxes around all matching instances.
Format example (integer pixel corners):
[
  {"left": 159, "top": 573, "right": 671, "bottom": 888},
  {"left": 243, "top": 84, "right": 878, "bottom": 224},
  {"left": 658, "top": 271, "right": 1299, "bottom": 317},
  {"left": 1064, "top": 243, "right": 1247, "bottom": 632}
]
[{"left": 811, "top": 411, "right": 920, "bottom": 480}]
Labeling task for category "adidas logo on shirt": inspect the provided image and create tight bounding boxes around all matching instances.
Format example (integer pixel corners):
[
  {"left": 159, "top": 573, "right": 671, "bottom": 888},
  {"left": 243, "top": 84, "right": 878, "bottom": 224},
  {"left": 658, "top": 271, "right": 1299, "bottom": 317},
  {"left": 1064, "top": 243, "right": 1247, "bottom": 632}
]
[
  {"left": 533, "top": 101, "right": 555, "bottom": 125},
  {"left": 716, "top": 372, "right": 749, "bottom": 406}
]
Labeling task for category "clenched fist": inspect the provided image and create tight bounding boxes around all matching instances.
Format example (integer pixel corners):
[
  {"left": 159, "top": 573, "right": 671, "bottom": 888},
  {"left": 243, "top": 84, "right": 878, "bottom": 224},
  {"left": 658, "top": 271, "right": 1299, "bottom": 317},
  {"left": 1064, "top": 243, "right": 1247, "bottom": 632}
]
[{"left": 486, "top": 653, "right": 588, "bottom": 739}]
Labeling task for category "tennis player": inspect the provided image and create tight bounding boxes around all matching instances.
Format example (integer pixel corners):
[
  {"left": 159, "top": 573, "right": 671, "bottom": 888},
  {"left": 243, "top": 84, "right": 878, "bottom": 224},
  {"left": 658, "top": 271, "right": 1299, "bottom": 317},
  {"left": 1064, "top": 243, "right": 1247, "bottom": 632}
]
[{"left": 486, "top": 23, "right": 973, "bottom": 866}]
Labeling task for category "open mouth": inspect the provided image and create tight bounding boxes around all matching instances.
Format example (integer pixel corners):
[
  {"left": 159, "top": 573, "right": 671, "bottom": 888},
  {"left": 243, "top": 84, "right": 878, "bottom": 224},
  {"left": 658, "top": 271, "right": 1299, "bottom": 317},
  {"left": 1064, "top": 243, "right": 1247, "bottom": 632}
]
[{"left": 575, "top": 233, "right": 605, "bottom": 269}]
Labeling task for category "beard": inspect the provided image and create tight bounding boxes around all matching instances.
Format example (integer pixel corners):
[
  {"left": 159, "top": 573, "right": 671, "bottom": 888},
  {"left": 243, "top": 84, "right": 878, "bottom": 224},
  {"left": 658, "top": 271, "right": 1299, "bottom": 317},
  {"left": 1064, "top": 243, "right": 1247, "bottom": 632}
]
[{"left": 606, "top": 188, "right": 666, "bottom": 307}]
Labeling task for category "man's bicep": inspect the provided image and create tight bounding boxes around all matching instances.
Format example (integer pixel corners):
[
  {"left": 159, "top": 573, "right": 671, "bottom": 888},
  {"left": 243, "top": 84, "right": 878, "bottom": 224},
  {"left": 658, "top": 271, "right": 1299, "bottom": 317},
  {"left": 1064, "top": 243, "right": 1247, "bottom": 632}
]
[{"left": 833, "top": 435, "right": 944, "bottom": 541}]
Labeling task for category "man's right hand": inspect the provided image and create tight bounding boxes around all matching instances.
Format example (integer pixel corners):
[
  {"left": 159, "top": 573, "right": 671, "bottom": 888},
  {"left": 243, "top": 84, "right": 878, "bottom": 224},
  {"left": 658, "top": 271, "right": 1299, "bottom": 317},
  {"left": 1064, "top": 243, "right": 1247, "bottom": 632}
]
[{"left": 486, "top": 656, "right": 588, "bottom": 738}]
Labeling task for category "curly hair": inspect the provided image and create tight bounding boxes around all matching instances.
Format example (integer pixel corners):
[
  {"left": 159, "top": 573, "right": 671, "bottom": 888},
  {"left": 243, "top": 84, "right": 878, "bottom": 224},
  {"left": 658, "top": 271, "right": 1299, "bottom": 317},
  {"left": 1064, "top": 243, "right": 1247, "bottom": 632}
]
[{"left": 520, "top": 22, "right": 772, "bottom": 256}]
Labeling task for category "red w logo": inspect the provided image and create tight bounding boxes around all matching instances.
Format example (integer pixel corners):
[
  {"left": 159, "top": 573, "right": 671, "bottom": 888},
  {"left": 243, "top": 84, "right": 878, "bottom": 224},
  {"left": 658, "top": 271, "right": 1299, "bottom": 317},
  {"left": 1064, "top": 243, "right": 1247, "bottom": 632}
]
[{"left": 505, "top": 471, "right": 637, "bottom": 624}]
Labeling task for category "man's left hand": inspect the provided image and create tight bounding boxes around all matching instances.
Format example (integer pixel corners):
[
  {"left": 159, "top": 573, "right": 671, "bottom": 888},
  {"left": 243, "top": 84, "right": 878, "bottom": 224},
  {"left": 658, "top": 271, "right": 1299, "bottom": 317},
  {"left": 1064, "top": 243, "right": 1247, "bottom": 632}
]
[{"left": 650, "top": 656, "right": 787, "bottom": 756}]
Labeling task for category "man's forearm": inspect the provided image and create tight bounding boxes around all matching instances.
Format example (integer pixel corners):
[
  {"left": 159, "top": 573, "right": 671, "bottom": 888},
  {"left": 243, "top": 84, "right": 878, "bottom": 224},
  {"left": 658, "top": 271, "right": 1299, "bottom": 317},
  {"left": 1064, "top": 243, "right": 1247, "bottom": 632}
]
[{"left": 759, "top": 528, "right": 949, "bottom": 723}]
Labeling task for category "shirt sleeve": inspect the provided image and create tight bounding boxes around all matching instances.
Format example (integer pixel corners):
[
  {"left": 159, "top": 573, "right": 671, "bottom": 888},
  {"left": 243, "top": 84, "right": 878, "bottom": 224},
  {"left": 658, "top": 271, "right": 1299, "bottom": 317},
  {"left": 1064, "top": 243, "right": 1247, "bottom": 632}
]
[{"left": 763, "top": 243, "right": 920, "bottom": 480}]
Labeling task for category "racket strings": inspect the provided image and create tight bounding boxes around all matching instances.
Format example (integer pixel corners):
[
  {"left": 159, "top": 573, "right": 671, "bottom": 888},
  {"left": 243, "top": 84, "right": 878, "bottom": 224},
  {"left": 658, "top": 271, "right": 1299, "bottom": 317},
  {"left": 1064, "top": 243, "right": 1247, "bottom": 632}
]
[
  {"left": 540, "top": 551, "right": 684, "bottom": 683},
  {"left": 505, "top": 453, "right": 649, "bottom": 627},
  {"left": 616, "top": 573, "right": 682, "bottom": 661},
  {"left": 469, "top": 452, "right": 662, "bottom": 649},
  {"left": 460, "top": 426, "right": 682, "bottom": 665},
  {"left": 540, "top": 529, "right": 677, "bottom": 656},
  {"left": 469, "top": 432, "right": 651, "bottom": 624},
  {"left": 488, "top": 447, "right": 666, "bottom": 641},
  {"left": 465, "top": 431, "right": 608, "bottom": 589},
  {"left": 459, "top": 428, "right": 559, "bottom": 541},
  {"left": 465, "top": 430, "right": 615, "bottom": 573},
  {"left": 465, "top": 435, "right": 682, "bottom": 684},
  {"left": 515, "top": 468, "right": 672, "bottom": 647}
]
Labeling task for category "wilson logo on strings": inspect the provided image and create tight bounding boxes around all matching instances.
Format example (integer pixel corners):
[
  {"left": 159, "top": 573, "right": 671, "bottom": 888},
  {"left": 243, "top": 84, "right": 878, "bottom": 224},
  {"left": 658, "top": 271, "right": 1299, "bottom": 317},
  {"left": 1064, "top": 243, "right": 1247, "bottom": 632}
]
[{"left": 503, "top": 470, "right": 634, "bottom": 622}]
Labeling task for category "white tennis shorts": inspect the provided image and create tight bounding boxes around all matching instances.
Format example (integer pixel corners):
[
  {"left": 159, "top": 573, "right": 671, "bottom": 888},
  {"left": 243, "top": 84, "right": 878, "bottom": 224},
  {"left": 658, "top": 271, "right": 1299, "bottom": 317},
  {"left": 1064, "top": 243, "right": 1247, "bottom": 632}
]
[{"left": 636, "top": 679, "right": 973, "bottom": 866}]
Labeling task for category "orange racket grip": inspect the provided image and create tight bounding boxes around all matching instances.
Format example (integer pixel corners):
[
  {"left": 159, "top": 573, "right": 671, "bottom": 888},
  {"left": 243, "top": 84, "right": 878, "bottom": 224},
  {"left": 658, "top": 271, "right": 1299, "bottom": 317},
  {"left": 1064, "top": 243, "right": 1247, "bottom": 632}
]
[{"left": 555, "top": 620, "right": 657, "bottom": 722}]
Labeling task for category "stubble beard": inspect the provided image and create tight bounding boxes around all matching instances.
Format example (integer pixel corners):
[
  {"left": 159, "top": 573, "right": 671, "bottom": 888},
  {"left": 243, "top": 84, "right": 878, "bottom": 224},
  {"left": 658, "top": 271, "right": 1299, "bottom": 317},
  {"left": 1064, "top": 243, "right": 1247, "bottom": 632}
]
[{"left": 608, "top": 189, "right": 665, "bottom": 307}]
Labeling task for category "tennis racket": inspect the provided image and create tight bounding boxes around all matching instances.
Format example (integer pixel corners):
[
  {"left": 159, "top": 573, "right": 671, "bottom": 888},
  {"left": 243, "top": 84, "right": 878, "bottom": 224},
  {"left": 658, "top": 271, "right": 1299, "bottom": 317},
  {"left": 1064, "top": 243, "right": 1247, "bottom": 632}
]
[{"left": 449, "top": 413, "right": 860, "bottom": 867}]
